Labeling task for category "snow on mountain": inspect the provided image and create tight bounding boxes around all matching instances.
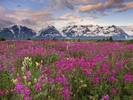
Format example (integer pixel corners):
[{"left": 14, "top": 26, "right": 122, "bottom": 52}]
[
  {"left": 0, "top": 25, "right": 36, "bottom": 40},
  {"left": 120, "top": 26, "right": 133, "bottom": 36},
  {"left": 0, "top": 24, "right": 132, "bottom": 40},
  {"left": 35, "top": 26, "right": 64, "bottom": 40},
  {"left": 62, "top": 25, "right": 128, "bottom": 40}
]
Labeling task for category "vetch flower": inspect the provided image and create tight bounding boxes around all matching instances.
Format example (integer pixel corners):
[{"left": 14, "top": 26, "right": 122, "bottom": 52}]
[
  {"left": 34, "top": 83, "right": 42, "bottom": 92},
  {"left": 108, "top": 76, "right": 117, "bottom": 83},
  {"left": 26, "top": 71, "right": 31, "bottom": 81},
  {"left": 55, "top": 77, "right": 68, "bottom": 86},
  {"left": 15, "top": 83, "right": 24, "bottom": 94},
  {"left": 24, "top": 87, "right": 31, "bottom": 96},
  {"left": 111, "top": 88, "right": 118, "bottom": 95},
  {"left": 124, "top": 74, "right": 133, "bottom": 82},
  {"left": 38, "top": 75, "right": 46, "bottom": 84},
  {"left": 0, "top": 89, "right": 5, "bottom": 97},
  {"left": 16, "top": 76, "right": 22, "bottom": 83},
  {"left": 62, "top": 87, "right": 71, "bottom": 100},
  {"left": 82, "top": 68, "right": 92, "bottom": 76},
  {"left": 101, "top": 95, "right": 109, "bottom": 100},
  {"left": 93, "top": 76, "right": 100, "bottom": 84},
  {"left": 24, "top": 96, "right": 32, "bottom": 100}
]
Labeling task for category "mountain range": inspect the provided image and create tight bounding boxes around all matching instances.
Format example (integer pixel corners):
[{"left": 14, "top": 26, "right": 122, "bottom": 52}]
[{"left": 0, "top": 24, "right": 133, "bottom": 40}]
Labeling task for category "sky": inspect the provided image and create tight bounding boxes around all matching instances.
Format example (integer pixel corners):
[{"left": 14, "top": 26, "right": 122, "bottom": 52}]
[{"left": 0, "top": 0, "right": 133, "bottom": 31}]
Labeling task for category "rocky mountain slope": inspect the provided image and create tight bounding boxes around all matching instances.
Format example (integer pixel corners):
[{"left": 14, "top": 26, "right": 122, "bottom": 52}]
[
  {"left": 0, "top": 25, "right": 36, "bottom": 40},
  {"left": 35, "top": 26, "right": 64, "bottom": 40}
]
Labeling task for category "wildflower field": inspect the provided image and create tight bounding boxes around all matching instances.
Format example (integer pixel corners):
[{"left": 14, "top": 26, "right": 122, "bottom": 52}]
[{"left": 0, "top": 40, "right": 133, "bottom": 100}]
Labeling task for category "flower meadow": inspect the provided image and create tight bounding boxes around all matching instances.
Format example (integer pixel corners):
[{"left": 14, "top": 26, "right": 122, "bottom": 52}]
[{"left": 0, "top": 40, "right": 133, "bottom": 100}]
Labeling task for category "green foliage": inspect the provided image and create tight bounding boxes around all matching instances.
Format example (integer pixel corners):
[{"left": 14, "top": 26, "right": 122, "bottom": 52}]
[
  {"left": 126, "top": 40, "right": 133, "bottom": 44},
  {"left": 97, "top": 37, "right": 114, "bottom": 42},
  {"left": 0, "top": 71, "right": 14, "bottom": 100},
  {"left": 0, "top": 37, "right": 6, "bottom": 41},
  {"left": 45, "top": 54, "right": 59, "bottom": 64},
  {"left": 109, "top": 37, "right": 113, "bottom": 41},
  {"left": 27, "top": 38, "right": 31, "bottom": 40},
  {"left": 69, "top": 51, "right": 85, "bottom": 58},
  {"left": 0, "top": 71, "right": 14, "bottom": 90}
]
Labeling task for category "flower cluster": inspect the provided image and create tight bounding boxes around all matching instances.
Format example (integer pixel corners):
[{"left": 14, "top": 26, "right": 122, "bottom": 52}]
[{"left": 0, "top": 41, "right": 133, "bottom": 100}]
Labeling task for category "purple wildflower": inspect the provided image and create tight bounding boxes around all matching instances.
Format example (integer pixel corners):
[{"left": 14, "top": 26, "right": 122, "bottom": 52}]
[
  {"left": 55, "top": 77, "right": 68, "bottom": 85},
  {"left": 15, "top": 83, "right": 24, "bottom": 94},
  {"left": 24, "top": 87, "right": 31, "bottom": 96},
  {"left": 62, "top": 87, "right": 71, "bottom": 100},
  {"left": 0, "top": 89, "right": 5, "bottom": 97},
  {"left": 124, "top": 74, "right": 133, "bottom": 82},
  {"left": 26, "top": 71, "right": 31, "bottom": 81},
  {"left": 101, "top": 95, "right": 109, "bottom": 100},
  {"left": 34, "top": 83, "right": 42, "bottom": 92},
  {"left": 24, "top": 96, "right": 32, "bottom": 100}
]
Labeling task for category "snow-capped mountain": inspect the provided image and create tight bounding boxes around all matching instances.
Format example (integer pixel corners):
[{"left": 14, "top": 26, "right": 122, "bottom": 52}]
[
  {"left": 62, "top": 25, "right": 128, "bottom": 38},
  {"left": 39, "top": 26, "right": 61, "bottom": 36},
  {"left": 62, "top": 25, "right": 129, "bottom": 40},
  {"left": 0, "top": 24, "right": 132, "bottom": 40},
  {"left": 0, "top": 25, "right": 36, "bottom": 40},
  {"left": 35, "top": 26, "right": 64, "bottom": 40}
]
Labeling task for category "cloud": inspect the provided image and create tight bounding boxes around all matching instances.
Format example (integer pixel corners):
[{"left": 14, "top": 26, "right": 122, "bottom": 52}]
[
  {"left": 71, "top": 0, "right": 94, "bottom": 4},
  {"left": 59, "top": 13, "right": 81, "bottom": 20},
  {"left": 50, "top": 0, "right": 94, "bottom": 10},
  {"left": 50, "top": 0, "right": 74, "bottom": 10},
  {"left": 0, "top": 6, "right": 53, "bottom": 31},
  {"left": 116, "top": 2, "right": 133, "bottom": 12},
  {"left": 0, "top": 6, "right": 15, "bottom": 27},
  {"left": 0, "top": 19, "right": 14, "bottom": 28},
  {"left": 79, "top": 0, "right": 123, "bottom": 12},
  {"left": 10, "top": 9, "right": 52, "bottom": 22},
  {"left": 55, "top": 12, "right": 97, "bottom": 26},
  {"left": 0, "top": 0, "right": 132, "bottom": 29},
  {"left": 75, "top": 0, "right": 92, "bottom": 3},
  {"left": 30, "top": 0, "right": 132, "bottom": 14}
]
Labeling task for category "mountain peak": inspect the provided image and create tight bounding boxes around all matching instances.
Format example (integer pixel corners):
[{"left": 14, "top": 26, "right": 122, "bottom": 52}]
[
  {"left": 0, "top": 24, "right": 132, "bottom": 40},
  {"left": 0, "top": 24, "right": 36, "bottom": 40}
]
